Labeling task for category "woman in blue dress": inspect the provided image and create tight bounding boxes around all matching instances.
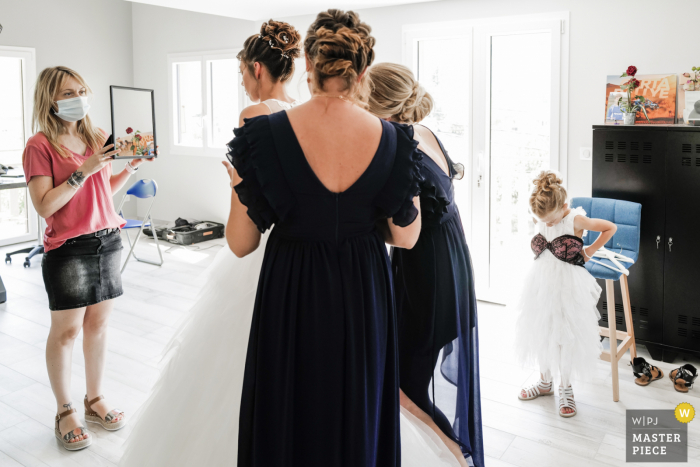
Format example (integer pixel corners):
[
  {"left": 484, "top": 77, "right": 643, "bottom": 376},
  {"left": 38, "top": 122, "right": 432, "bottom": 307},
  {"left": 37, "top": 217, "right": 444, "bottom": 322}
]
[
  {"left": 227, "top": 10, "right": 423, "bottom": 467},
  {"left": 368, "top": 62, "right": 484, "bottom": 467}
]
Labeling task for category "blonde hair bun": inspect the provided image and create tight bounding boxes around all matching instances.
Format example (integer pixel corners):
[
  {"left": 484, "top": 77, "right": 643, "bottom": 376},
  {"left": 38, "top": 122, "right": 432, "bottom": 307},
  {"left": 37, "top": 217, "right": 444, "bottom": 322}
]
[
  {"left": 530, "top": 170, "right": 568, "bottom": 218},
  {"left": 367, "top": 63, "right": 433, "bottom": 124}
]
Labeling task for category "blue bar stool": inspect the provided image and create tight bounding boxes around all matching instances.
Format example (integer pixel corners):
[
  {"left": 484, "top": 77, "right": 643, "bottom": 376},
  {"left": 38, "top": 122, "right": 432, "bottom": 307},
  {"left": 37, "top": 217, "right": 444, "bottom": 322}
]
[
  {"left": 116, "top": 179, "right": 163, "bottom": 273},
  {"left": 571, "top": 197, "right": 642, "bottom": 402}
]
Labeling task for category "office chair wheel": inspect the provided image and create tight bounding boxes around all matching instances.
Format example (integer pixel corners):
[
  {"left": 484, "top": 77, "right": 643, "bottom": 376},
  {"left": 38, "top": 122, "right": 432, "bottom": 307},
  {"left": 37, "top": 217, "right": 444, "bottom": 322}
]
[{"left": 23, "top": 260, "right": 30, "bottom": 268}]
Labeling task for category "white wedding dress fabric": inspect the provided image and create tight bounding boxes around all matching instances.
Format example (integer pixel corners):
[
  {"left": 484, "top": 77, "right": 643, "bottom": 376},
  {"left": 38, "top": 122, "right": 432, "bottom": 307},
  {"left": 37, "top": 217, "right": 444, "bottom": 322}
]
[{"left": 119, "top": 99, "right": 462, "bottom": 467}]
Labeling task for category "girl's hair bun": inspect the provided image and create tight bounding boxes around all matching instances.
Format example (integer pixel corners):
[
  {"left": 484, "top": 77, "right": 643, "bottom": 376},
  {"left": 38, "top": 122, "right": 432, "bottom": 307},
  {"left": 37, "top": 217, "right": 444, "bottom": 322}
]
[
  {"left": 367, "top": 62, "right": 433, "bottom": 124},
  {"left": 304, "top": 9, "right": 376, "bottom": 102},
  {"left": 530, "top": 170, "right": 567, "bottom": 218},
  {"left": 260, "top": 20, "right": 302, "bottom": 59},
  {"left": 237, "top": 20, "right": 301, "bottom": 83}
]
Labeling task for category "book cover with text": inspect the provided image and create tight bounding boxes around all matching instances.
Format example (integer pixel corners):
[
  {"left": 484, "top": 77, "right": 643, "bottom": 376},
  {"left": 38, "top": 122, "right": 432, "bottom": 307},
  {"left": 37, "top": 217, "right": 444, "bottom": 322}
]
[{"left": 604, "top": 74, "right": 677, "bottom": 124}]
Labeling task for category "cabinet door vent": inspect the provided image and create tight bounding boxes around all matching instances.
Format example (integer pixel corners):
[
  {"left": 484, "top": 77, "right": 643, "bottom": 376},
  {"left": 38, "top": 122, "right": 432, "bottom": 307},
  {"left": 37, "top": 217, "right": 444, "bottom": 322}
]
[
  {"left": 616, "top": 316, "right": 623, "bottom": 326},
  {"left": 682, "top": 157, "right": 692, "bottom": 167},
  {"left": 615, "top": 303, "right": 624, "bottom": 313},
  {"left": 631, "top": 142, "right": 640, "bottom": 150},
  {"left": 630, "top": 154, "right": 639, "bottom": 163},
  {"left": 605, "top": 141, "right": 614, "bottom": 150},
  {"left": 678, "top": 328, "right": 687, "bottom": 337},
  {"left": 696, "top": 144, "right": 700, "bottom": 153},
  {"left": 601, "top": 312, "right": 608, "bottom": 322},
  {"left": 696, "top": 158, "right": 700, "bottom": 167},
  {"left": 639, "top": 323, "right": 648, "bottom": 329},
  {"left": 605, "top": 154, "right": 614, "bottom": 162},
  {"left": 682, "top": 143, "right": 692, "bottom": 153},
  {"left": 643, "top": 155, "right": 652, "bottom": 164},
  {"left": 693, "top": 330, "right": 700, "bottom": 341},
  {"left": 618, "top": 142, "right": 627, "bottom": 150},
  {"left": 643, "top": 142, "right": 652, "bottom": 151},
  {"left": 679, "top": 315, "right": 688, "bottom": 324},
  {"left": 602, "top": 301, "right": 607, "bottom": 310},
  {"left": 692, "top": 317, "right": 700, "bottom": 327},
  {"left": 618, "top": 154, "right": 627, "bottom": 163},
  {"left": 639, "top": 307, "right": 649, "bottom": 317}
]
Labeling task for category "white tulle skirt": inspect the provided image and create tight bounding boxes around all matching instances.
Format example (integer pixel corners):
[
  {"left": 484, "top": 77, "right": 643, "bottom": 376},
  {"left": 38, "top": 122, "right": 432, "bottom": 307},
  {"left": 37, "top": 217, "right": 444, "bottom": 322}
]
[
  {"left": 119, "top": 234, "right": 462, "bottom": 467},
  {"left": 513, "top": 251, "right": 603, "bottom": 383}
]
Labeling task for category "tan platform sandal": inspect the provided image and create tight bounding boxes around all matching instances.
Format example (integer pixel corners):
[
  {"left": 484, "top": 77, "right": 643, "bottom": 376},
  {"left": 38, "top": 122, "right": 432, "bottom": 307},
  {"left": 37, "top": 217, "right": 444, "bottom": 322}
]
[
  {"left": 632, "top": 357, "right": 664, "bottom": 386},
  {"left": 669, "top": 364, "right": 697, "bottom": 393},
  {"left": 55, "top": 407, "right": 92, "bottom": 451},
  {"left": 84, "top": 395, "right": 126, "bottom": 431}
]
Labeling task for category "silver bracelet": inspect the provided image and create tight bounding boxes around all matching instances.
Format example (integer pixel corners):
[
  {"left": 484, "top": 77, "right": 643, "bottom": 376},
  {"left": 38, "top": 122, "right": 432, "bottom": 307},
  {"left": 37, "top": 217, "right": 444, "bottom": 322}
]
[
  {"left": 67, "top": 174, "right": 81, "bottom": 189},
  {"left": 125, "top": 160, "right": 139, "bottom": 175}
]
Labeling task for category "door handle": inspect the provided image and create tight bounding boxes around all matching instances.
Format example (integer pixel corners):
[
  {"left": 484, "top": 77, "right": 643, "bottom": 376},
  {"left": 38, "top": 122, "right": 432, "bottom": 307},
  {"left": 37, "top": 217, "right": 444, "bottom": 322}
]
[
  {"left": 656, "top": 235, "right": 660, "bottom": 249},
  {"left": 668, "top": 237, "right": 673, "bottom": 252}
]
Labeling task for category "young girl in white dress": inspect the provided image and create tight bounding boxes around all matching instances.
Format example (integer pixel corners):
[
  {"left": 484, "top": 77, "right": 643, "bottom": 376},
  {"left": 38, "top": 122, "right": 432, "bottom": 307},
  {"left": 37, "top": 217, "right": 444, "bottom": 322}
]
[{"left": 514, "top": 171, "right": 616, "bottom": 418}]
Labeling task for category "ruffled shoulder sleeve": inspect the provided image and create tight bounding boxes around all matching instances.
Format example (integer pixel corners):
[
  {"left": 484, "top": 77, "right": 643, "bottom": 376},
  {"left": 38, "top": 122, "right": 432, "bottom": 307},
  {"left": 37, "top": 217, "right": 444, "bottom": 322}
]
[
  {"left": 373, "top": 122, "right": 424, "bottom": 227},
  {"left": 226, "top": 115, "right": 296, "bottom": 233},
  {"left": 418, "top": 166, "right": 451, "bottom": 222}
]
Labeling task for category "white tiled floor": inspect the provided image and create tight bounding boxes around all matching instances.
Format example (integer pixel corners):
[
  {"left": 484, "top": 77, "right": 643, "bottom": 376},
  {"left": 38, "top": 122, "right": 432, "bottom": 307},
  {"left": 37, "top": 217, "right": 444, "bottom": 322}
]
[{"left": 0, "top": 235, "right": 699, "bottom": 466}]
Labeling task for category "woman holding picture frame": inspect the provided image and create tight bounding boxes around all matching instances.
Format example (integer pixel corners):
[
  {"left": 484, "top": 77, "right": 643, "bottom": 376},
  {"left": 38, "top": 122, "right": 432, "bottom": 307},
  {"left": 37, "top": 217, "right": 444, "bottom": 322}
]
[{"left": 22, "top": 66, "right": 153, "bottom": 451}]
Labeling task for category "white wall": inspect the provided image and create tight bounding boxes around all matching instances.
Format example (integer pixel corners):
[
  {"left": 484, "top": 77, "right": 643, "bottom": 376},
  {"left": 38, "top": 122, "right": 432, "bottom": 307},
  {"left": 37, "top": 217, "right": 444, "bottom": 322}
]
[
  {"left": 131, "top": 4, "right": 256, "bottom": 223},
  {"left": 0, "top": 0, "right": 136, "bottom": 214},
  {"left": 265, "top": 0, "right": 700, "bottom": 200},
  {"left": 0, "top": 0, "right": 134, "bottom": 134}
]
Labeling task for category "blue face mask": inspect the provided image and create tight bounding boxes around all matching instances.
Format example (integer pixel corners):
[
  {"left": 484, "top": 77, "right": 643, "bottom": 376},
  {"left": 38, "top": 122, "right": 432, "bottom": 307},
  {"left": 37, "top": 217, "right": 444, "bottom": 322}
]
[{"left": 54, "top": 96, "right": 90, "bottom": 122}]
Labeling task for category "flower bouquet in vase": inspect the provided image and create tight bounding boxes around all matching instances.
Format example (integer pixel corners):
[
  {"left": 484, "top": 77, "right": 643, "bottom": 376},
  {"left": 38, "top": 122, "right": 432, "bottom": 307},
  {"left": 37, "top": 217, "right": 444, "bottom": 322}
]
[{"left": 617, "top": 66, "right": 651, "bottom": 125}]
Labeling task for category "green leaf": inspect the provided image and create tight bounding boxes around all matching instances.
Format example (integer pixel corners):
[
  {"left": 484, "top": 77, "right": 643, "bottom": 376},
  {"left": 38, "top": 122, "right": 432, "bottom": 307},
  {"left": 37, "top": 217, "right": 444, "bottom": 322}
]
[
  {"left": 621, "top": 73, "right": 628, "bottom": 77},
  {"left": 640, "top": 106, "right": 650, "bottom": 122},
  {"left": 636, "top": 95, "right": 645, "bottom": 102}
]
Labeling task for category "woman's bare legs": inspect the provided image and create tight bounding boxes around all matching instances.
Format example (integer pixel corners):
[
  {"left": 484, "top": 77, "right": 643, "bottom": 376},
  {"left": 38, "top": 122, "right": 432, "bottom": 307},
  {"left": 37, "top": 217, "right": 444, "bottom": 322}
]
[
  {"left": 83, "top": 299, "right": 123, "bottom": 423},
  {"left": 400, "top": 390, "right": 469, "bottom": 467},
  {"left": 46, "top": 307, "right": 89, "bottom": 443}
]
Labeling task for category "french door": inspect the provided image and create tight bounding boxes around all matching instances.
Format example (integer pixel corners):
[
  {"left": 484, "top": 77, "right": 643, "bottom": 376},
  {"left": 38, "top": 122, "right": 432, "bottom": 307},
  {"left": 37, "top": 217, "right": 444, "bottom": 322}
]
[
  {"left": 0, "top": 47, "right": 38, "bottom": 247},
  {"left": 405, "top": 16, "right": 566, "bottom": 303}
]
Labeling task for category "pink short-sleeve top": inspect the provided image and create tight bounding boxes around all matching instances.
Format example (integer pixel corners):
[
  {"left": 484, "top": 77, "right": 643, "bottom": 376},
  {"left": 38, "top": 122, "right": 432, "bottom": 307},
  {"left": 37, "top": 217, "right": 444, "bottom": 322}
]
[{"left": 22, "top": 132, "right": 126, "bottom": 252}]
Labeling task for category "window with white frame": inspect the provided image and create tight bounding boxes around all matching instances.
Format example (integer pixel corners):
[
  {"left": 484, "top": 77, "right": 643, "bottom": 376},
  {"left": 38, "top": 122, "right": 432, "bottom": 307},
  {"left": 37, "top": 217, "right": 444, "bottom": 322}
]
[
  {"left": 404, "top": 13, "right": 569, "bottom": 303},
  {"left": 0, "top": 46, "right": 39, "bottom": 246},
  {"left": 168, "top": 50, "right": 247, "bottom": 157}
]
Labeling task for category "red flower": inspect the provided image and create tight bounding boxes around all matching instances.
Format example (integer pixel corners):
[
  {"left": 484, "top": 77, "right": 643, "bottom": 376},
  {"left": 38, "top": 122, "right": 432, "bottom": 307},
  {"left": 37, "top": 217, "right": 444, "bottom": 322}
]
[
  {"left": 135, "top": 134, "right": 142, "bottom": 141},
  {"left": 632, "top": 78, "right": 640, "bottom": 88},
  {"left": 126, "top": 127, "right": 133, "bottom": 134},
  {"left": 626, "top": 66, "right": 638, "bottom": 77}
]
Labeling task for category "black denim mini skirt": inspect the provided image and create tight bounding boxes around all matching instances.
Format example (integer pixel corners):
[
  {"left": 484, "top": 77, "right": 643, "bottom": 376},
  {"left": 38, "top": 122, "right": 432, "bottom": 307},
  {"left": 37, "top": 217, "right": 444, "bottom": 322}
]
[{"left": 41, "top": 229, "right": 124, "bottom": 311}]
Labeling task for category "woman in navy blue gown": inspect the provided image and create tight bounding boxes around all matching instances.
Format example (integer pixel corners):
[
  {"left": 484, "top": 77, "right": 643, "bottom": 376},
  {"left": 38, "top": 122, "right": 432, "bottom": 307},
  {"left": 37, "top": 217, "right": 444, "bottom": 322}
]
[
  {"left": 368, "top": 63, "right": 484, "bottom": 467},
  {"left": 226, "top": 10, "right": 423, "bottom": 467}
]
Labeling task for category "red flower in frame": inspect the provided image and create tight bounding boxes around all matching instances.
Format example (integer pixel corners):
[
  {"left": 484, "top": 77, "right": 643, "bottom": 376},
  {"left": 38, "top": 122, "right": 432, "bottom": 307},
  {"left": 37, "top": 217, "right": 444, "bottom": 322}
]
[
  {"left": 126, "top": 127, "right": 133, "bottom": 134},
  {"left": 626, "top": 66, "right": 638, "bottom": 77}
]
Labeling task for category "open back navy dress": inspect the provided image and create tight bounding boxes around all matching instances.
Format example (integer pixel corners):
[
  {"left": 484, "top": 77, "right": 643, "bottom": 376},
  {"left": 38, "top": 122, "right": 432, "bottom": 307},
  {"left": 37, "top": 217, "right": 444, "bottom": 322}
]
[
  {"left": 228, "top": 112, "right": 422, "bottom": 467},
  {"left": 391, "top": 127, "right": 484, "bottom": 467}
]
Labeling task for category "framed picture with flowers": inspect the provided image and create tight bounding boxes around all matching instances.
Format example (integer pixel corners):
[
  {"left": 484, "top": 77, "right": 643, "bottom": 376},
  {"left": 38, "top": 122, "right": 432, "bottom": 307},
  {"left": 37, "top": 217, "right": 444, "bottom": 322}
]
[{"left": 110, "top": 85, "right": 158, "bottom": 159}]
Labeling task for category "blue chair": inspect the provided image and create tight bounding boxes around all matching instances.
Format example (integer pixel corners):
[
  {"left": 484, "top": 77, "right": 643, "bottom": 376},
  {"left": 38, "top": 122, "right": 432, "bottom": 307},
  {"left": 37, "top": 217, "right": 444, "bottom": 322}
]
[
  {"left": 116, "top": 179, "right": 163, "bottom": 273},
  {"left": 571, "top": 197, "right": 641, "bottom": 402}
]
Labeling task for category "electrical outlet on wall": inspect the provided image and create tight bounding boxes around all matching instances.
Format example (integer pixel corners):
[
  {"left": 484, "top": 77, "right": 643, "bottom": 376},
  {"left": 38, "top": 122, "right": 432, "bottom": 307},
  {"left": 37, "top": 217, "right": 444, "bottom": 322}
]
[{"left": 580, "top": 147, "right": 592, "bottom": 161}]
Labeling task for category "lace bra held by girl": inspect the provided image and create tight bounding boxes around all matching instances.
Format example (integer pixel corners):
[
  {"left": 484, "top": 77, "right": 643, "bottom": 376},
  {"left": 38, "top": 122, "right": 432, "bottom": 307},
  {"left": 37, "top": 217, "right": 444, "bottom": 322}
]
[{"left": 531, "top": 233, "right": 585, "bottom": 267}]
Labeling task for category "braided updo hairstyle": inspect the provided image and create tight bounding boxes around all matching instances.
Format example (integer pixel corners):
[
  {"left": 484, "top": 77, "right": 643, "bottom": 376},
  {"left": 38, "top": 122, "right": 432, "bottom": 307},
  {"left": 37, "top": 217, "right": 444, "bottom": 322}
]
[
  {"left": 237, "top": 20, "right": 302, "bottom": 82},
  {"left": 530, "top": 171, "right": 568, "bottom": 218},
  {"left": 304, "top": 9, "right": 376, "bottom": 103},
  {"left": 367, "top": 62, "right": 433, "bottom": 124}
]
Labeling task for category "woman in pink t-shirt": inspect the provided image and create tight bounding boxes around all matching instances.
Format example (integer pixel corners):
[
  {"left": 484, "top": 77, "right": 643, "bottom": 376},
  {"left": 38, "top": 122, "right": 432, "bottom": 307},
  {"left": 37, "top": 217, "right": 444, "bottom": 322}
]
[{"left": 23, "top": 66, "right": 151, "bottom": 451}]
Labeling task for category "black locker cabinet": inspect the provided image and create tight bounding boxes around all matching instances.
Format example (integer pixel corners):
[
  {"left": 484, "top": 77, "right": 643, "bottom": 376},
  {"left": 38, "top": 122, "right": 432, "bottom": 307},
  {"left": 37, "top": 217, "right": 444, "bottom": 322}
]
[{"left": 592, "top": 125, "right": 700, "bottom": 362}]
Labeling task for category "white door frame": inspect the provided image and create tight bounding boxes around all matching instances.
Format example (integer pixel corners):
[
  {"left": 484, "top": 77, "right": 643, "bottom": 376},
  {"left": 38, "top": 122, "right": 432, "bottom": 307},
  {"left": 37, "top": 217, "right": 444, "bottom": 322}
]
[
  {"left": 403, "top": 13, "right": 569, "bottom": 303},
  {"left": 0, "top": 46, "right": 39, "bottom": 247}
]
